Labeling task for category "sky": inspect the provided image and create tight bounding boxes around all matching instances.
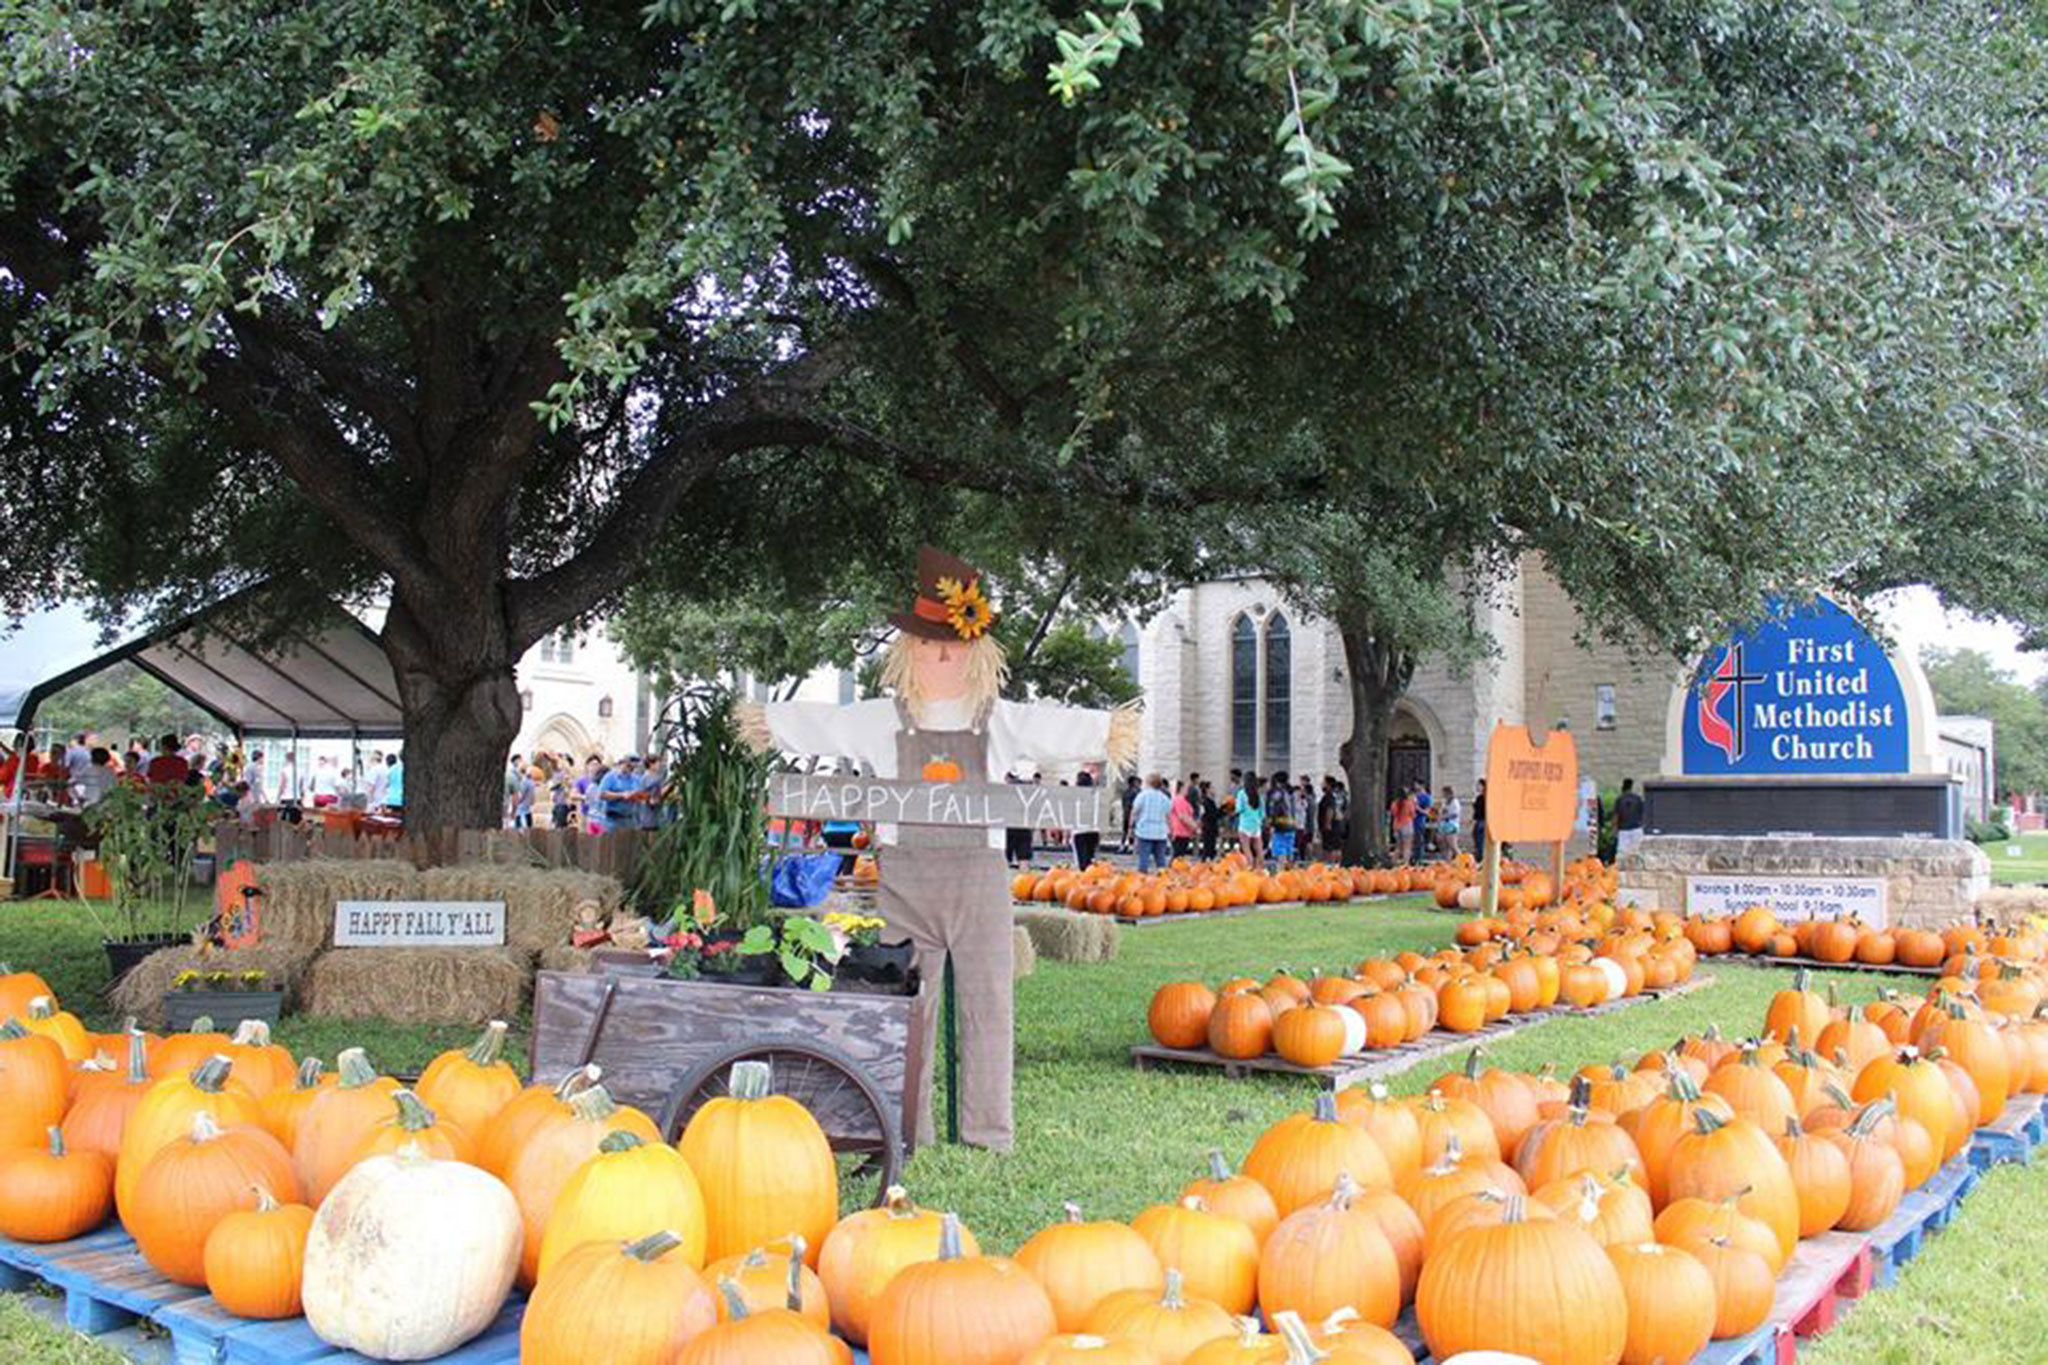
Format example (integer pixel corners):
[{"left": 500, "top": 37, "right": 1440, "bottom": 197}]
[{"left": 1873, "top": 585, "right": 2044, "bottom": 684}]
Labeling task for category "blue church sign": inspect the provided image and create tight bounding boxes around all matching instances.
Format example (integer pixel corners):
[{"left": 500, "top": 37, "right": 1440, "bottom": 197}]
[{"left": 1680, "top": 599, "right": 1910, "bottom": 776}]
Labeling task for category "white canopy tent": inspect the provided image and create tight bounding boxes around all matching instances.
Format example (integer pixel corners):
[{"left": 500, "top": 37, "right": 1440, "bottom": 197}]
[
  {"left": 1, "top": 589, "right": 405, "bottom": 884},
  {"left": 0, "top": 590, "right": 404, "bottom": 741}
]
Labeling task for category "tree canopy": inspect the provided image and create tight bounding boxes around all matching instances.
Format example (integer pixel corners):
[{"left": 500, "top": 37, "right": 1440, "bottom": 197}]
[
  {"left": 2, "top": 0, "right": 2042, "bottom": 826},
  {"left": 1922, "top": 647, "right": 2048, "bottom": 802}
]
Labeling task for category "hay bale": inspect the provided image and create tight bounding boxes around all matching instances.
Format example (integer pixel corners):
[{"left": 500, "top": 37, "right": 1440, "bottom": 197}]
[
  {"left": 111, "top": 941, "right": 322, "bottom": 1029},
  {"left": 255, "top": 859, "right": 422, "bottom": 954},
  {"left": 1012, "top": 925, "right": 1036, "bottom": 980},
  {"left": 1974, "top": 885, "right": 2048, "bottom": 924},
  {"left": 419, "top": 865, "right": 625, "bottom": 957},
  {"left": 1014, "top": 908, "right": 1121, "bottom": 964},
  {"left": 537, "top": 942, "right": 598, "bottom": 975},
  {"left": 298, "top": 947, "right": 534, "bottom": 1026}
]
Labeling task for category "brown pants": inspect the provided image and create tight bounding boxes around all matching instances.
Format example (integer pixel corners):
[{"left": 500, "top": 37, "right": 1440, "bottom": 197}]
[{"left": 878, "top": 847, "right": 1015, "bottom": 1150}]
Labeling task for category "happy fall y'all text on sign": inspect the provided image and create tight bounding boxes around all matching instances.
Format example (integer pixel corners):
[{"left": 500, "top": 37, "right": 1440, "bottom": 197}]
[
  {"left": 334, "top": 900, "right": 506, "bottom": 948},
  {"left": 769, "top": 774, "right": 1104, "bottom": 830}
]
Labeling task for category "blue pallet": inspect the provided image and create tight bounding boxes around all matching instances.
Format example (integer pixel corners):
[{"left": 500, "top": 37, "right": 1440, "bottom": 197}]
[
  {"left": 1694, "top": 1322, "right": 1784, "bottom": 1365},
  {"left": 0, "top": 1225, "right": 529, "bottom": 1365},
  {"left": 1969, "top": 1094, "right": 2046, "bottom": 1171}
]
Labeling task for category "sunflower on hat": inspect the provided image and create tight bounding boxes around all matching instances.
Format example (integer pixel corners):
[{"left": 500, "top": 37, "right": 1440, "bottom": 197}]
[{"left": 936, "top": 576, "right": 995, "bottom": 641}]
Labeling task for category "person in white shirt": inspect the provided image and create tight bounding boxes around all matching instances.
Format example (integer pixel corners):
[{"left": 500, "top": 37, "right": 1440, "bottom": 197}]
[
  {"left": 364, "top": 752, "right": 388, "bottom": 810},
  {"left": 244, "top": 752, "right": 271, "bottom": 805},
  {"left": 741, "top": 547, "right": 1135, "bottom": 1150}
]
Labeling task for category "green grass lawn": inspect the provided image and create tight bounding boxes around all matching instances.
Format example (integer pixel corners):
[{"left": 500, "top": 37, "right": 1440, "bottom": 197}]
[
  {"left": 1980, "top": 829, "right": 2048, "bottom": 885},
  {"left": 1, "top": 893, "right": 2044, "bottom": 1363}
]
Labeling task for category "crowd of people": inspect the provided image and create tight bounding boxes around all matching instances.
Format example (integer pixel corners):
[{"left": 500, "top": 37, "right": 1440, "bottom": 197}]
[
  {"left": 503, "top": 752, "right": 671, "bottom": 834},
  {"left": 0, "top": 731, "right": 407, "bottom": 818},
  {"left": 994, "top": 767, "right": 1511, "bottom": 871}
]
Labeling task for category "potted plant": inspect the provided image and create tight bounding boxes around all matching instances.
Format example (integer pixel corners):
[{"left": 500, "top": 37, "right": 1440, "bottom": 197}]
[
  {"left": 733, "top": 915, "right": 843, "bottom": 991},
  {"left": 162, "top": 969, "right": 283, "bottom": 1031},
  {"left": 633, "top": 686, "right": 775, "bottom": 937},
  {"left": 824, "top": 911, "right": 918, "bottom": 991},
  {"left": 83, "top": 781, "right": 217, "bottom": 982}
]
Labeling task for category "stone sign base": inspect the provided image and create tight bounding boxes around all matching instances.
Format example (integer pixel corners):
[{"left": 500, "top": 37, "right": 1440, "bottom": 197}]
[{"left": 1618, "top": 835, "right": 1990, "bottom": 929}]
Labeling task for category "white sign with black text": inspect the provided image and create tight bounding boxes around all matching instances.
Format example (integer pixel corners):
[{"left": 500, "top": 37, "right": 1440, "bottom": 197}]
[
  {"left": 1685, "top": 875, "right": 1888, "bottom": 929},
  {"left": 334, "top": 901, "right": 507, "bottom": 948}
]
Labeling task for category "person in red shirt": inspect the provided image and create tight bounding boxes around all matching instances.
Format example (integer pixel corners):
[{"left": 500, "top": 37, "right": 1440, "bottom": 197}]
[
  {"left": 1390, "top": 790, "right": 1418, "bottom": 864},
  {"left": 144, "top": 733, "right": 191, "bottom": 786}
]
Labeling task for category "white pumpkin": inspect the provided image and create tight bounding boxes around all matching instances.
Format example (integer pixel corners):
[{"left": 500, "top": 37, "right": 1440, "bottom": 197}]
[
  {"left": 1336, "top": 1005, "right": 1369, "bottom": 1056},
  {"left": 1589, "top": 957, "right": 1629, "bottom": 1003},
  {"left": 302, "top": 1144, "right": 521, "bottom": 1361},
  {"left": 1456, "top": 885, "right": 1484, "bottom": 911}
]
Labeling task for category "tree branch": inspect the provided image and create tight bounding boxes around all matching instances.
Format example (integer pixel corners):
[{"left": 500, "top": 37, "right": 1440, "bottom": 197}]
[{"left": 855, "top": 253, "right": 1028, "bottom": 430}]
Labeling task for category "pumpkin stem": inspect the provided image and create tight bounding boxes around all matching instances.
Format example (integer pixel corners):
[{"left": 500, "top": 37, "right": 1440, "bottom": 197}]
[
  {"left": 1464, "top": 1046, "right": 1486, "bottom": 1078},
  {"left": 936, "top": 1212, "right": 966, "bottom": 1261},
  {"left": 1785, "top": 1114, "right": 1805, "bottom": 1138},
  {"left": 729, "top": 1060, "right": 773, "bottom": 1101},
  {"left": 1793, "top": 967, "right": 1812, "bottom": 993},
  {"left": 598, "top": 1130, "right": 645, "bottom": 1155},
  {"left": 230, "top": 1019, "right": 271, "bottom": 1046},
  {"left": 1850, "top": 1097, "right": 1897, "bottom": 1138},
  {"left": 567, "top": 1085, "right": 620, "bottom": 1123},
  {"left": 188, "top": 1015, "right": 215, "bottom": 1033},
  {"left": 1438, "top": 1130, "right": 1464, "bottom": 1168},
  {"left": 1311, "top": 1092, "right": 1339, "bottom": 1124},
  {"left": 125, "top": 1028, "right": 150, "bottom": 1084},
  {"left": 189, "top": 1110, "right": 225, "bottom": 1143},
  {"left": 46, "top": 1126, "right": 64, "bottom": 1158},
  {"left": 1692, "top": 1108, "right": 1727, "bottom": 1135},
  {"left": 0, "top": 1020, "right": 24, "bottom": 1039},
  {"left": 28, "top": 996, "right": 54, "bottom": 1020},
  {"left": 1568, "top": 1073, "right": 1594, "bottom": 1111},
  {"left": 389, "top": 1089, "right": 437, "bottom": 1132},
  {"left": 293, "top": 1057, "right": 325, "bottom": 1091},
  {"left": 1181, "top": 1194, "right": 1209, "bottom": 1213},
  {"left": 624, "top": 1230, "right": 683, "bottom": 1263},
  {"left": 1501, "top": 1193, "right": 1529, "bottom": 1225},
  {"left": 1667, "top": 1069, "right": 1702, "bottom": 1102},
  {"left": 1061, "top": 1201, "right": 1084, "bottom": 1224},
  {"left": 1271, "top": 1310, "right": 1328, "bottom": 1363},
  {"left": 1327, "top": 1170, "right": 1360, "bottom": 1209},
  {"left": 883, "top": 1185, "right": 916, "bottom": 1218},
  {"left": 191, "top": 1055, "right": 234, "bottom": 1093},
  {"left": 335, "top": 1047, "right": 379, "bottom": 1090},
  {"left": 715, "top": 1276, "right": 752, "bottom": 1321},
  {"left": 1367, "top": 1080, "right": 1393, "bottom": 1101},
  {"left": 1206, "top": 1149, "right": 1233, "bottom": 1183},
  {"left": 465, "top": 1021, "right": 509, "bottom": 1067},
  {"left": 553, "top": 1064, "right": 602, "bottom": 1100},
  {"left": 250, "top": 1184, "right": 280, "bottom": 1213},
  {"left": 1159, "top": 1267, "right": 1185, "bottom": 1309},
  {"left": 785, "top": 1237, "right": 807, "bottom": 1310}
]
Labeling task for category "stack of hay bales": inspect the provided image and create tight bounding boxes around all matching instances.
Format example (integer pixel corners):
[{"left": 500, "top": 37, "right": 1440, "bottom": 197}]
[
  {"left": 1974, "top": 884, "right": 2048, "bottom": 925},
  {"left": 113, "top": 859, "right": 420, "bottom": 1027},
  {"left": 1014, "top": 907, "right": 1122, "bottom": 964},
  {"left": 118, "top": 858, "right": 624, "bottom": 1028}
]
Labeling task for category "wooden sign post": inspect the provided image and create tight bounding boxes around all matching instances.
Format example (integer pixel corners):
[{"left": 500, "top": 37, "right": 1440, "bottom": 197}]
[
  {"left": 1479, "top": 724, "right": 1580, "bottom": 916},
  {"left": 763, "top": 773, "right": 1105, "bottom": 1144}
]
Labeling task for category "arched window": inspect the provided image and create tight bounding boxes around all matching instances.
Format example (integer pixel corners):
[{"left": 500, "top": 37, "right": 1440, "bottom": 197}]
[
  {"left": 1263, "top": 614, "right": 1292, "bottom": 771},
  {"left": 1230, "top": 615, "right": 1258, "bottom": 770},
  {"left": 1118, "top": 622, "right": 1141, "bottom": 688}
]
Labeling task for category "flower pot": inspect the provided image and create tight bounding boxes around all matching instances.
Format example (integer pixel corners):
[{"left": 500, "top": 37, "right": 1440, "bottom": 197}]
[
  {"left": 831, "top": 965, "right": 922, "bottom": 998},
  {"left": 162, "top": 989, "right": 282, "bottom": 1032},
  {"left": 702, "top": 957, "right": 783, "bottom": 988},
  {"left": 837, "top": 939, "right": 918, "bottom": 988},
  {"left": 103, "top": 934, "right": 187, "bottom": 985}
]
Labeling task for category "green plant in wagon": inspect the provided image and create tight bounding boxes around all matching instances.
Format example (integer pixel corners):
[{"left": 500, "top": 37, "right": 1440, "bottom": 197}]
[{"left": 737, "top": 915, "right": 843, "bottom": 991}]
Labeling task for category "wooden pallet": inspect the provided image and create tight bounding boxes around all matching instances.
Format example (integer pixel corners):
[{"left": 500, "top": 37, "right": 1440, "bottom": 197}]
[
  {"left": 0, "top": 1228, "right": 528, "bottom": 1365},
  {"left": 1130, "top": 976, "right": 1714, "bottom": 1088},
  {"left": 1968, "top": 1092, "right": 2046, "bottom": 1170},
  {"left": 1768, "top": 1230, "right": 1876, "bottom": 1351}
]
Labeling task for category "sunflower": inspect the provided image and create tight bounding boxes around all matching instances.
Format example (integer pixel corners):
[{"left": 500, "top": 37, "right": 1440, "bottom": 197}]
[{"left": 937, "top": 575, "right": 996, "bottom": 640}]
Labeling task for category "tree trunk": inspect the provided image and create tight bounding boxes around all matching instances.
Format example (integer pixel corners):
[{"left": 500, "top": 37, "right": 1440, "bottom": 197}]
[
  {"left": 1338, "top": 613, "right": 1415, "bottom": 867},
  {"left": 380, "top": 593, "right": 524, "bottom": 838}
]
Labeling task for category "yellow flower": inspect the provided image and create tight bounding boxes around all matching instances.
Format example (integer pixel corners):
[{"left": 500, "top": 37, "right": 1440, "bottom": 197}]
[{"left": 936, "top": 575, "right": 995, "bottom": 640}]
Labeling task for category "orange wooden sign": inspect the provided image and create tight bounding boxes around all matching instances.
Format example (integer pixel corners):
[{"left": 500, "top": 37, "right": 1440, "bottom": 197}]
[{"left": 1482, "top": 723, "right": 1579, "bottom": 844}]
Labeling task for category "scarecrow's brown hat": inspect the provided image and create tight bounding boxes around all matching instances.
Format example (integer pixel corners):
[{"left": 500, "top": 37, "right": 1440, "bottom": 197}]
[{"left": 889, "top": 546, "right": 998, "bottom": 642}]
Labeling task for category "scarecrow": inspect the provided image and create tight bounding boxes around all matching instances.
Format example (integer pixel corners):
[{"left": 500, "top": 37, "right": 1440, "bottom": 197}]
[{"left": 740, "top": 547, "right": 1137, "bottom": 1149}]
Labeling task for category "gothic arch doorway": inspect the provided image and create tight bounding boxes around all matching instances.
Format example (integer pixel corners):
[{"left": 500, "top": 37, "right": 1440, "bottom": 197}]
[
  {"left": 1386, "top": 701, "right": 1437, "bottom": 801},
  {"left": 533, "top": 714, "right": 598, "bottom": 763}
]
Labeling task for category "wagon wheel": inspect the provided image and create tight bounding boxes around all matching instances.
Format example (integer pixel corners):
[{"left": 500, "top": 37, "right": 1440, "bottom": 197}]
[{"left": 658, "top": 1040, "right": 903, "bottom": 1210}]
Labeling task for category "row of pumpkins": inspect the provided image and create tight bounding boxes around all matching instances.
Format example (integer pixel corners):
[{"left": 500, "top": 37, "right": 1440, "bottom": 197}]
[
  {"left": 1, "top": 957, "right": 2039, "bottom": 1365},
  {"left": 1014, "top": 855, "right": 1407, "bottom": 917},
  {"left": 1428, "top": 854, "right": 1619, "bottom": 914},
  {"left": 1681, "top": 905, "right": 2046, "bottom": 974},
  {"left": 1147, "top": 935, "right": 1700, "bottom": 1064}
]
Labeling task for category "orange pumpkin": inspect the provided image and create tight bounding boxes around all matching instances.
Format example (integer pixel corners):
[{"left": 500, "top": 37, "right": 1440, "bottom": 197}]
[
  {"left": 867, "top": 1214, "right": 1058, "bottom": 1365},
  {"left": 0, "top": 1126, "right": 112, "bottom": 1243},
  {"left": 130, "top": 1111, "right": 301, "bottom": 1285},
  {"left": 1014, "top": 1201, "right": 1166, "bottom": 1333},
  {"left": 415, "top": 1019, "right": 523, "bottom": 1136},
  {"left": 1243, "top": 1093, "right": 1394, "bottom": 1216},
  {"left": 115, "top": 1055, "right": 263, "bottom": 1227},
  {"left": 1256, "top": 1173, "right": 1402, "bottom": 1329},
  {"left": 292, "top": 1047, "right": 401, "bottom": 1204},
  {"left": 1180, "top": 1151, "right": 1281, "bottom": 1247},
  {"left": 203, "top": 1186, "right": 314, "bottom": 1319},
  {"left": 509, "top": 1083, "right": 662, "bottom": 1284}
]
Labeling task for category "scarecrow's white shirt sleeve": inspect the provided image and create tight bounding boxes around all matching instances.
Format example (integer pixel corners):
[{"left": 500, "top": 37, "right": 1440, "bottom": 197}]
[
  {"left": 989, "top": 699, "right": 1114, "bottom": 775},
  {"left": 759, "top": 698, "right": 901, "bottom": 778}
]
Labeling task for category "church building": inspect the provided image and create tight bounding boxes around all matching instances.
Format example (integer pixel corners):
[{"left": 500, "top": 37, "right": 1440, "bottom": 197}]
[{"left": 1125, "top": 560, "right": 1675, "bottom": 812}]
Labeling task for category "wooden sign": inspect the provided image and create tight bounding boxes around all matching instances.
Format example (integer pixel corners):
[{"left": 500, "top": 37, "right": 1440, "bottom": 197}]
[
  {"left": 766, "top": 774, "right": 1104, "bottom": 830},
  {"left": 1482, "top": 724, "right": 1579, "bottom": 844},
  {"left": 335, "top": 900, "right": 506, "bottom": 948}
]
